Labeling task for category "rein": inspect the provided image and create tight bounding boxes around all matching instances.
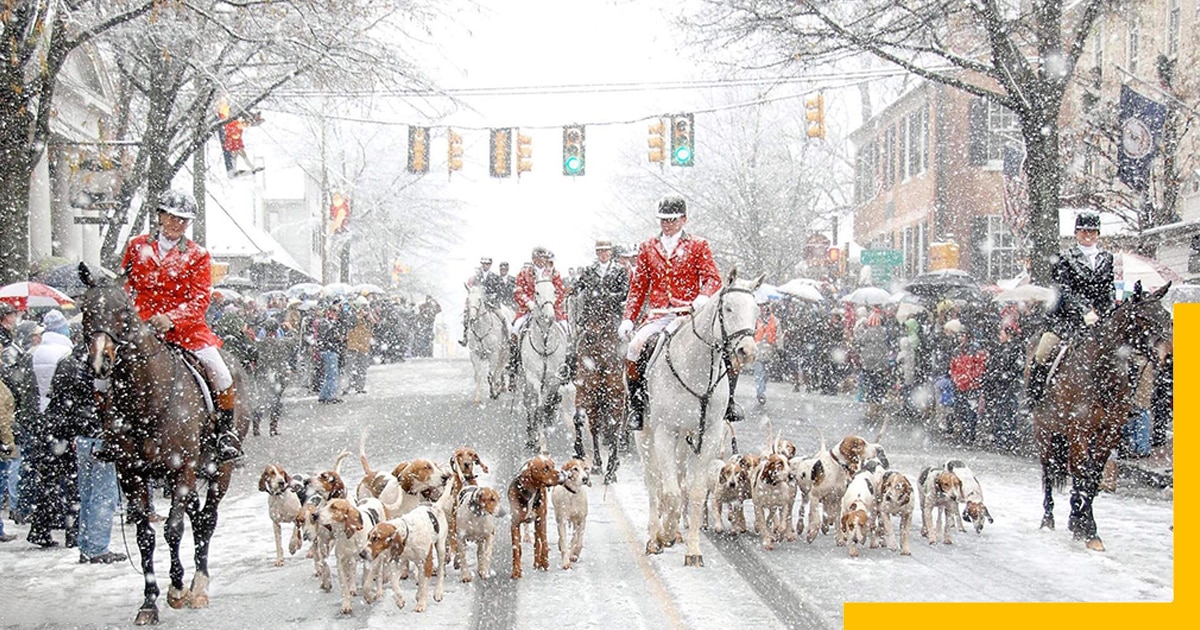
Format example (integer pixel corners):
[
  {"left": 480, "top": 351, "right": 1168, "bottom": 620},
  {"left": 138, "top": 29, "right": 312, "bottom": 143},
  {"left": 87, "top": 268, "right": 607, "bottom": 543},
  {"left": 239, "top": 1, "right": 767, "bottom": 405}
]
[{"left": 660, "top": 286, "right": 755, "bottom": 454}]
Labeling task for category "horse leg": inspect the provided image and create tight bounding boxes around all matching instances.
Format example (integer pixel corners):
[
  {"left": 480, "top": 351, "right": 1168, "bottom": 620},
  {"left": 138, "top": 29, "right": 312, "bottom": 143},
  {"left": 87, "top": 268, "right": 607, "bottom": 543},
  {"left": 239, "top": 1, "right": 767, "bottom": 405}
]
[
  {"left": 164, "top": 490, "right": 190, "bottom": 610},
  {"left": 1039, "top": 459, "right": 1056, "bottom": 530},
  {"left": 572, "top": 409, "right": 586, "bottom": 460},
  {"left": 124, "top": 478, "right": 160, "bottom": 625},
  {"left": 683, "top": 461, "right": 708, "bottom": 567},
  {"left": 189, "top": 467, "right": 229, "bottom": 608},
  {"left": 653, "top": 427, "right": 682, "bottom": 549},
  {"left": 1078, "top": 455, "right": 1105, "bottom": 551},
  {"left": 589, "top": 410, "right": 604, "bottom": 476}
]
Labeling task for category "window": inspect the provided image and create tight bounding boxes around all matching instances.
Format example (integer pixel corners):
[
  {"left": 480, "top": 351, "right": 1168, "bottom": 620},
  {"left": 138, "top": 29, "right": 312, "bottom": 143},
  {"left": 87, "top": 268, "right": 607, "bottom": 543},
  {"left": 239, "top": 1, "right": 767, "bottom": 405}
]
[
  {"left": 1128, "top": 16, "right": 1140, "bottom": 75},
  {"left": 899, "top": 119, "right": 909, "bottom": 180},
  {"left": 905, "top": 107, "right": 927, "bottom": 178},
  {"left": 855, "top": 141, "right": 877, "bottom": 202},
  {"left": 1093, "top": 20, "right": 1105, "bottom": 73},
  {"left": 882, "top": 125, "right": 896, "bottom": 189},
  {"left": 986, "top": 100, "right": 1019, "bottom": 162},
  {"left": 986, "top": 216, "right": 1022, "bottom": 280},
  {"left": 1167, "top": 0, "right": 1180, "bottom": 58}
]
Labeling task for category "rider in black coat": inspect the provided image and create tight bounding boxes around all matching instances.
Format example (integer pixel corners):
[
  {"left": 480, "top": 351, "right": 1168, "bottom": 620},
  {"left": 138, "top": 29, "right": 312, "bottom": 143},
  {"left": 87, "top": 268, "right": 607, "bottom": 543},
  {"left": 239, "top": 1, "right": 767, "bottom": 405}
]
[
  {"left": 571, "top": 240, "right": 629, "bottom": 327},
  {"left": 1028, "top": 211, "right": 1115, "bottom": 401}
]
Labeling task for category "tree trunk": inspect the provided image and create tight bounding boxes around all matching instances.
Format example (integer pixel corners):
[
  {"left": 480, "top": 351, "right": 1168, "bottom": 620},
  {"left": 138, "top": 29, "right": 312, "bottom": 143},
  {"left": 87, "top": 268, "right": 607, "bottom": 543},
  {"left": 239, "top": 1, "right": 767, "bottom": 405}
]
[
  {"left": 1022, "top": 104, "right": 1063, "bottom": 286},
  {"left": 0, "top": 152, "right": 35, "bottom": 283}
]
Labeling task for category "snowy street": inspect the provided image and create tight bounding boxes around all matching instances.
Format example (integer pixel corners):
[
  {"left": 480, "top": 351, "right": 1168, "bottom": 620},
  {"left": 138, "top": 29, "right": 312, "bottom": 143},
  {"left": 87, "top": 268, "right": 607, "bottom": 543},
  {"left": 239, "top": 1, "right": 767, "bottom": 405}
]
[{"left": 0, "top": 359, "right": 1173, "bottom": 628}]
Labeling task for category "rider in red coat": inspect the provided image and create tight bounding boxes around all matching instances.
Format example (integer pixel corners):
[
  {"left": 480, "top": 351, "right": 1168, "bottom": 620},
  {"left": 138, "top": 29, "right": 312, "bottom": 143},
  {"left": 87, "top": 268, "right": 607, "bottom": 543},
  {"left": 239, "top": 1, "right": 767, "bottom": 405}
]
[
  {"left": 110, "top": 190, "right": 242, "bottom": 463},
  {"left": 509, "top": 247, "right": 570, "bottom": 376},
  {"left": 618, "top": 197, "right": 727, "bottom": 430}
]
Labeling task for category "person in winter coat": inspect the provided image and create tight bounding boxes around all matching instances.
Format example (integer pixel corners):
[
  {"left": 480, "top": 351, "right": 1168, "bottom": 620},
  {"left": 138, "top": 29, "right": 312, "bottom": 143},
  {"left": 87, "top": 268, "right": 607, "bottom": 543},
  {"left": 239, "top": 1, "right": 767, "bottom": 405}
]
[
  {"left": 315, "top": 305, "right": 347, "bottom": 404},
  {"left": 24, "top": 311, "right": 78, "bottom": 548},
  {"left": 48, "top": 342, "right": 127, "bottom": 564},
  {"left": 0, "top": 377, "right": 17, "bottom": 542},
  {"left": 855, "top": 311, "right": 892, "bottom": 425},
  {"left": 344, "top": 298, "right": 376, "bottom": 395},
  {"left": 983, "top": 324, "right": 1027, "bottom": 453},
  {"left": 752, "top": 302, "right": 778, "bottom": 405}
]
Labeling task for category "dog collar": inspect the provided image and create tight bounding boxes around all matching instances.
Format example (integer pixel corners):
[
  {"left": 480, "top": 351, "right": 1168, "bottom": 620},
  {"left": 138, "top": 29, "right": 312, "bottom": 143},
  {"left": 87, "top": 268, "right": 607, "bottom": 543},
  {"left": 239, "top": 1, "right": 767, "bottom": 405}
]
[{"left": 831, "top": 449, "right": 853, "bottom": 473}]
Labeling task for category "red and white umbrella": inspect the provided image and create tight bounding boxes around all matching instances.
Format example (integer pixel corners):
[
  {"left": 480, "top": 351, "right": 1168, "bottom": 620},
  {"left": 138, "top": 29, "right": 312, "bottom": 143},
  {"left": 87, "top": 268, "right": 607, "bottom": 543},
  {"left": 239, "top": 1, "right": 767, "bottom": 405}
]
[
  {"left": 0, "top": 281, "right": 75, "bottom": 310},
  {"left": 1113, "top": 252, "right": 1182, "bottom": 295}
]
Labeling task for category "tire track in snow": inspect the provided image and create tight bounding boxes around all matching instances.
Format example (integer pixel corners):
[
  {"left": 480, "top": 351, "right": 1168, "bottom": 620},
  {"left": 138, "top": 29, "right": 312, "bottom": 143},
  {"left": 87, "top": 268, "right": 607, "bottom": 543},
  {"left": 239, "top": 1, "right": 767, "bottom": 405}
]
[{"left": 704, "top": 531, "right": 838, "bottom": 629}]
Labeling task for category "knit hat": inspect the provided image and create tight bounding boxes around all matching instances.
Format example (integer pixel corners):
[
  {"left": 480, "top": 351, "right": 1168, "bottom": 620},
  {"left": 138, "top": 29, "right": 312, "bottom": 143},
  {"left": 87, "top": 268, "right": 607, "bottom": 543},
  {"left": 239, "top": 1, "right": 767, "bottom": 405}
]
[{"left": 42, "top": 310, "right": 70, "bottom": 336}]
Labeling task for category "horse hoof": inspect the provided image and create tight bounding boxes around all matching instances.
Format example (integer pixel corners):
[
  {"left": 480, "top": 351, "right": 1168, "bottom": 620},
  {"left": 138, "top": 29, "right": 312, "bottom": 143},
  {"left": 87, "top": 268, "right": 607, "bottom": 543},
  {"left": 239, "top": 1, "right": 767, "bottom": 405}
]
[
  {"left": 167, "top": 589, "right": 190, "bottom": 609},
  {"left": 683, "top": 554, "right": 704, "bottom": 567},
  {"left": 645, "top": 540, "right": 662, "bottom": 555},
  {"left": 1086, "top": 537, "right": 1106, "bottom": 552},
  {"left": 1040, "top": 517, "right": 1055, "bottom": 530},
  {"left": 190, "top": 594, "right": 209, "bottom": 609},
  {"left": 134, "top": 608, "right": 159, "bottom": 626}
]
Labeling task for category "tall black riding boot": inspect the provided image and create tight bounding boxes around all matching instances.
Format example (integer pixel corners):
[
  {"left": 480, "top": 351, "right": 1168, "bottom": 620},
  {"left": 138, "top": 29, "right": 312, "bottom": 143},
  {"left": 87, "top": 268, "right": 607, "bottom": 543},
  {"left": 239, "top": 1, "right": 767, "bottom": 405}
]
[
  {"left": 214, "top": 388, "right": 243, "bottom": 464},
  {"left": 625, "top": 359, "right": 648, "bottom": 431},
  {"left": 1027, "top": 362, "right": 1051, "bottom": 404},
  {"left": 724, "top": 371, "right": 745, "bottom": 423}
]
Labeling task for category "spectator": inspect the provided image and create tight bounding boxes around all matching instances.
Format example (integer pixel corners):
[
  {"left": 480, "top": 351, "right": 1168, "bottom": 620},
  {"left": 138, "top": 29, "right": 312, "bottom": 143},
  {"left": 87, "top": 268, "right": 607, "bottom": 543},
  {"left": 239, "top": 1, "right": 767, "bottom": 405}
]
[
  {"left": 49, "top": 341, "right": 127, "bottom": 563},
  {"left": 415, "top": 295, "right": 441, "bottom": 358},
  {"left": 983, "top": 324, "right": 1026, "bottom": 452},
  {"left": 855, "top": 310, "right": 891, "bottom": 426},
  {"left": 947, "top": 322, "right": 987, "bottom": 445},
  {"left": 253, "top": 318, "right": 294, "bottom": 437},
  {"left": 344, "top": 297, "right": 375, "bottom": 395},
  {"left": 752, "top": 302, "right": 778, "bottom": 405},
  {"left": 315, "top": 305, "right": 345, "bottom": 404},
  {"left": 0, "top": 370, "right": 16, "bottom": 542},
  {"left": 25, "top": 311, "right": 77, "bottom": 548}
]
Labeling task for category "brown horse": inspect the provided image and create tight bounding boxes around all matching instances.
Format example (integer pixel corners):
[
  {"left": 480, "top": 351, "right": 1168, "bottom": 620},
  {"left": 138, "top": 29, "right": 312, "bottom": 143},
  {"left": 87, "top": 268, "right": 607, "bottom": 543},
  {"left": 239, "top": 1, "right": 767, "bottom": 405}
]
[
  {"left": 78, "top": 265, "right": 244, "bottom": 625},
  {"left": 1033, "top": 281, "right": 1172, "bottom": 551},
  {"left": 571, "top": 306, "right": 625, "bottom": 484}
]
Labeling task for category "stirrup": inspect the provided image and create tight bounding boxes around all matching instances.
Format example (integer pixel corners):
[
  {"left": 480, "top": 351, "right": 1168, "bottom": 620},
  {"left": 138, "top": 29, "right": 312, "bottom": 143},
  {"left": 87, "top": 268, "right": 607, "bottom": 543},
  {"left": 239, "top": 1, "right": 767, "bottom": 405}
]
[
  {"left": 724, "top": 400, "right": 745, "bottom": 423},
  {"left": 216, "top": 432, "right": 244, "bottom": 463}
]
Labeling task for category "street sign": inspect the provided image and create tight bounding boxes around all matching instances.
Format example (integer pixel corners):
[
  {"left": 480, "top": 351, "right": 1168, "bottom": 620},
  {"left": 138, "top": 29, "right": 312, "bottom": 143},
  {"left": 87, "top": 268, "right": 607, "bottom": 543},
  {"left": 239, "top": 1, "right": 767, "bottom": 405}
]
[{"left": 861, "top": 249, "right": 903, "bottom": 267}]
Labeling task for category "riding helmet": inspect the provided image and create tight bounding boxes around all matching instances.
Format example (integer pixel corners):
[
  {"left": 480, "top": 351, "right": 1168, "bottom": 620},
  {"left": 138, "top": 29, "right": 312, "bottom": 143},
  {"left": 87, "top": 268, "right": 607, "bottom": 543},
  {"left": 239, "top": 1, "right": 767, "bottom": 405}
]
[
  {"left": 156, "top": 190, "right": 198, "bottom": 220},
  {"left": 1074, "top": 211, "right": 1101, "bottom": 231},
  {"left": 656, "top": 196, "right": 687, "bottom": 219}
]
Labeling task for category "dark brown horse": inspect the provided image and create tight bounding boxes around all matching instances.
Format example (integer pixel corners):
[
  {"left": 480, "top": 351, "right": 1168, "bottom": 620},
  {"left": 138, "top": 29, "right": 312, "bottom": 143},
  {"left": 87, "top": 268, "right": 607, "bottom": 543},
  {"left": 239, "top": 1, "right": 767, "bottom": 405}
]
[
  {"left": 571, "top": 306, "right": 625, "bottom": 484},
  {"left": 1034, "top": 281, "right": 1172, "bottom": 551},
  {"left": 78, "top": 265, "right": 244, "bottom": 625}
]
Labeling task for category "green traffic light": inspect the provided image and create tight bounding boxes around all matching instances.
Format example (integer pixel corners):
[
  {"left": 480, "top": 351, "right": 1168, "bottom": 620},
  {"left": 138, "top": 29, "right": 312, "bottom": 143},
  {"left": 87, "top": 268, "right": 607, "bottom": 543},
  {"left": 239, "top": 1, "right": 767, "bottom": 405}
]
[
  {"left": 565, "top": 156, "right": 583, "bottom": 174},
  {"left": 674, "top": 146, "right": 692, "bottom": 164}
]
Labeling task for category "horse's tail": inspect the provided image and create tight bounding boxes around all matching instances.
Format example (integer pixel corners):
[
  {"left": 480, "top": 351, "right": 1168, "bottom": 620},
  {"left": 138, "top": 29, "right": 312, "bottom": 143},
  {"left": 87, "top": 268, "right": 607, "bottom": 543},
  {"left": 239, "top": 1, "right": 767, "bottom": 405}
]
[{"left": 332, "top": 449, "right": 351, "bottom": 479}]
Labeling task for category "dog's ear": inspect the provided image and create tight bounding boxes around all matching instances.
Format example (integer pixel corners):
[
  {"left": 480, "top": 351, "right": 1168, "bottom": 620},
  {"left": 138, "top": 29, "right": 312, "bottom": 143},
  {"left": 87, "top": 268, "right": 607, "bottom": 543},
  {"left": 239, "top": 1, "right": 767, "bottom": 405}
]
[
  {"left": 449, "top": 454, "right": 459, "bottom": 474},
  {"left": 343, "top": 507, "right": 364, "bottom": 537},
  {"left": 259, "top": 469, "right": 270, "bottom": 493},
  {"left": 962, "top": 507, "right": 972, "bottom": 522},
  {"left": 475, "top": 453, "right": 489, "bottom": 474},
  {"left": 986, "top": 507, "right": 994, "bottom": 523}
]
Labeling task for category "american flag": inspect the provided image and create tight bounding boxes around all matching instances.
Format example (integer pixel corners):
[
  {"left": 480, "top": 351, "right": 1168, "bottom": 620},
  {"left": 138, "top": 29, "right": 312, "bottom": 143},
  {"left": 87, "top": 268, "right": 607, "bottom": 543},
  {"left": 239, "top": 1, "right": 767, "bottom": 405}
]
[{"left": 1002, "top": 143, "right": 1028, "bottom": 234}]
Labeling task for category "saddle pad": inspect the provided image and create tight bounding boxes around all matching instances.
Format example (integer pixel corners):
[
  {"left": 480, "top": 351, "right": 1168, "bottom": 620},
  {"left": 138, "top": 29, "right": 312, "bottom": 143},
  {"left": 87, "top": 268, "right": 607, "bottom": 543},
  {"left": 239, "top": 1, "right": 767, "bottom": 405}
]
[{"left": 174, "top": 347, "right": 216, "bottom": 417}]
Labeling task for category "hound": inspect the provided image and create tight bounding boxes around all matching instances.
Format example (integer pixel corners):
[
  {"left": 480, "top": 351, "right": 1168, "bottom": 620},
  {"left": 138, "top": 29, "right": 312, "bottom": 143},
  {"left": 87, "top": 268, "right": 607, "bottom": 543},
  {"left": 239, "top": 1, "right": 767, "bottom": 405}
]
[
  {"left": 454, "top": 485, "right": 506, "bottom": 582},
  {"left": 509, "top": 454, "right": 565, "bottom": 579},
  {"left": 919, "top": 466, "right": 963, "bottom": 545},
  {"left": 793, "top": 435, "right": 868, "bottom": 542},
  {"left": 840, "top": 467, "right": 877, "bottom": 558},
  {"left": 258, "top": 464, "right": 305, "bottom": 566},
  {"left": 704, "top": 453, "right": 759, "bottom": 534},
  {"left": 360, "top": 478, "right": 454, "bottom": 613},
  {"left": 447, "top": 447, "right": 490, "bottom": 567},
  {"left": 551, "top": 458, "right": 591, "bottom": 569},
  {"left": 872, "top": 469, "right": 915, "bottom": 555},
  {"left": 945, "top": 460, "right": 993, "bottom": 534},
  {"left": 751, "top": 452, "right": 796, "bottom": 550},
  {"left": 318, "top": 497, "right": 385, "bottom": 614}
]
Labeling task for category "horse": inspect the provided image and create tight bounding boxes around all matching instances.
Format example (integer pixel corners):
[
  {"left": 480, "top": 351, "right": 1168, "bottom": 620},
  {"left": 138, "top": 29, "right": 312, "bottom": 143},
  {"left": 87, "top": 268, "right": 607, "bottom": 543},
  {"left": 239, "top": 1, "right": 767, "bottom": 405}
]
[
  {"left": 520, "top": 278, "right": 568, "bottom": 453},
  {"left": 571, "top": 296, "right": 625, "bottom": 484},
  {"left": 465, "top": 284, "right": 509, "bottom": 406},
  {"left": 1033, "top": 281, "right": 1172, "bottom": 551},
  {"left": 78, "top": 265, "right": 244, "bottom": 625},
  {"left": 637, "top": 269, "right": 762, "bottom": 565}
]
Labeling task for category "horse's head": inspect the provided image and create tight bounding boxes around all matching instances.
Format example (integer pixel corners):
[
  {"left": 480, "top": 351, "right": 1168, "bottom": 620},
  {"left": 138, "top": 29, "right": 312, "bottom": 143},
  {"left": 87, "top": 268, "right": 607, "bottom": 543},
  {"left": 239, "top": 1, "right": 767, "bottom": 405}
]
[
  {"left": 533, "top": 278, "right": 557, "bottom": 321},
  {"left": 699, "top": 267, "right": 764, "bottom": 372},
  {"left": 465, "top": 284, "right": 485, "bottom": 320},
  {"left": 1113, "top": 281, "right": 1173, "bottom": 365},
  {"left": 77, "top": 263, "right": 137, "bottom": 378}
]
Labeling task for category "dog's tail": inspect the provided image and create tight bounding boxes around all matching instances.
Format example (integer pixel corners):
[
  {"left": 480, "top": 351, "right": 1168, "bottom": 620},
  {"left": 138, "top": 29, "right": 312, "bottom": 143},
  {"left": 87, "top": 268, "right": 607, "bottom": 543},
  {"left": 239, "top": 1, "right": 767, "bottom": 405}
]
[
  {"left": 719, "top": 422, "right": 738, "bottom": 458},
  {"left": 332, "top": 449, "right": 351, "bottom": 479},
  {"left": 432, "top": 473, "right": 456, "bottom": 518},
  {"left": 359, "top": 431, "right": 375, "bottom": 476}
]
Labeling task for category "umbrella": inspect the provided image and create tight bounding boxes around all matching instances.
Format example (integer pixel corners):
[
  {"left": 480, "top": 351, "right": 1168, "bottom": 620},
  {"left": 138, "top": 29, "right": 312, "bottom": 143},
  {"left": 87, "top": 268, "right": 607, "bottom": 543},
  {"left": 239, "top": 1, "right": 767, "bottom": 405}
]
[
  {"left": 355, "top": 283, "right": 387, "bottom": 296},
  {"left": 888, "top": 290, "right": 921, "bottom": 304},
  {"left": 323, "top": 282, "right": 354, "bottom": 297},
  {"left": 0, "top": 282, "right": 75, "bottom": 310},
  {"left": 216, "top": 276, "right": 255, "bottom": 290},
  {"left": 777, "top": 279, "right": 824, "bottom": 302},
  {"left": 287, "top": 282, "right": 323, "bottom": 299},
  {"left": 212, "top": 288, "right": 243, "bottom": 302},
  {"left": 995, "top": 283, "right": 1057, "bottom": 304},
  {"left": 1113, "top": 251, "right": 1181, "bottom": 292},
  {"left": 895, "top": 301, "right": 925, "bottom": 322},
  {"left": 31, "top": 262, "right": 117, "bottom": 298},
  {"left": 261, "top": 289, "right": 287, "bottom": 301},
  {"left": 903, "top": 270, "right": 986, "bottom": 302},
  {"left": 754, "top": 283, "right": 782, "bottom": 304},
  {"left": 841, "top": 287, "right": 892, "bottom": 305}
]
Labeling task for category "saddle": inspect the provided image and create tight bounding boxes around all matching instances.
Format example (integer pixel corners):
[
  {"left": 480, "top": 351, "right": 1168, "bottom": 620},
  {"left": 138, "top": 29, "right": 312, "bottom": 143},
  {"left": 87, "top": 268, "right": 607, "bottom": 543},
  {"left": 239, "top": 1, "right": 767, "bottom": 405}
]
[{"left": 171, "top": 346, "right": 217, "bottom": 417}]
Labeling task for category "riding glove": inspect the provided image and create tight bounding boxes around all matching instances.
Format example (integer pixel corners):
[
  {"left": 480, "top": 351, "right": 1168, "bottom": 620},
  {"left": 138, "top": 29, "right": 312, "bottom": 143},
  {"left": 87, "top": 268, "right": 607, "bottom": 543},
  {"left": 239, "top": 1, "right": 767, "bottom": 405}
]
[
  {"left": 691, "top": 295, "right": 710, "bottom": 311},
  {"left": 618, "top": 319, "right": 634, "bottom": 339}
]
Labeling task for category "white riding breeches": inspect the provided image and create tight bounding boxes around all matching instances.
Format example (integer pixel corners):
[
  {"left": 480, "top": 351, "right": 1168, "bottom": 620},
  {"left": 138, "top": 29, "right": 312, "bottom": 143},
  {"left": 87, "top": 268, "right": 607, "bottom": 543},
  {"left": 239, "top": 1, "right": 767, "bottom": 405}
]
[
  {"left": 1034, "top": 331, "right": 1060, "bottom": 364},
  {"left": 512, "top": 315, "right": 570, "bottom": 340},
  {"left": 194, "top": 345, "right": 233, "bottom": 391},
  {"left": 626, "top": 316, "right": 676, "bottom": 361}
]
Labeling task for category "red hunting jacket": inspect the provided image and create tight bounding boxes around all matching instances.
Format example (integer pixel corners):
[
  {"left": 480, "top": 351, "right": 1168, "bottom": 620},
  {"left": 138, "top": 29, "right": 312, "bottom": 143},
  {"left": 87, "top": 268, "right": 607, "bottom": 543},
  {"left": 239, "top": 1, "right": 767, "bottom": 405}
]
[
  {"left": 513, "top": 265, "right": 567, "bottom": 322},
  {"left": 121, "top": 234, "right": 222, "bottom": 351},
  {"left": 623, "top": 232, "right": 722, "bottom": 323}
]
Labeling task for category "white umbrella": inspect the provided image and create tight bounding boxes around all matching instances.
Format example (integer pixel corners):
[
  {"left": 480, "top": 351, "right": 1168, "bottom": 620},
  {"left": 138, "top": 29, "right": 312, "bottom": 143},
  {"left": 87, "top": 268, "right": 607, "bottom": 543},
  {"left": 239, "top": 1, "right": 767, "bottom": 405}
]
[
  {"left": 888, "top": 290, "right": 921, "bottom": 304},
  {"left": 895, "top": 302, "right": 925, "bottom": 322},
  {"left": 287, "top": 282, "right": 323, "bottom": 299},
  {"left": 323, "top": 282, "right": 355, "bottom": 297},
  {"left": 777, "top": 279, "right": 824, "bottom": 302},
  {"left": 841, "top": 286, "right": 892, "bottom": 305},
  {"left": 355, "top": 283, "right": 387, "bottom": 296},
  {"left": 754, "top": 283, "right": 782, "bottom": 303},
  {"left": 995, "top": 284, "right": 1057, "bottom": 304},
  {"left": 1113, "top": 252, "right": 1181, "bottom": 292}
]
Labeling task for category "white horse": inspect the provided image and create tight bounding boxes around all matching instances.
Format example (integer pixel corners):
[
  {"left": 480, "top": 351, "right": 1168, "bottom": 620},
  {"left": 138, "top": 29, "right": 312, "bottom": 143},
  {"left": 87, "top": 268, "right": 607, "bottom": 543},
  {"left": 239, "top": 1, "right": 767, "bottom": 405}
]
[
  {"left": 465, "top": 285, "right": 509, "bottom": 406},
  {"left": 637, "top": 269, "right": 762, "bottom": 565},
  {"left": 520, "top": 278, "right": 568, "bottom": 452}
]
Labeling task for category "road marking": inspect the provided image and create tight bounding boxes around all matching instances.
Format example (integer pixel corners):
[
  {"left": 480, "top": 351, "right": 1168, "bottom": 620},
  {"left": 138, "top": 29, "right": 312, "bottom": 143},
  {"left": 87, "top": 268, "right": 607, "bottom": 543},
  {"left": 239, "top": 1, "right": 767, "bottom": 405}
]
[
  {"left": 604, "top": 488, "right": 687, "bottom": 630},
  {"left": 705, "top": 532, "right": 836, "bottom": 629}
]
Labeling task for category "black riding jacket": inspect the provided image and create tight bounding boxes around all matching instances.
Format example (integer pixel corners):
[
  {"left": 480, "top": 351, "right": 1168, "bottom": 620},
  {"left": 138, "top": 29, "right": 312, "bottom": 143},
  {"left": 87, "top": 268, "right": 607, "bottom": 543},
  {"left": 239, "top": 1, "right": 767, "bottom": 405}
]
[{"left": 1048, "top": 246, "right": 1115, "bottom": 337}]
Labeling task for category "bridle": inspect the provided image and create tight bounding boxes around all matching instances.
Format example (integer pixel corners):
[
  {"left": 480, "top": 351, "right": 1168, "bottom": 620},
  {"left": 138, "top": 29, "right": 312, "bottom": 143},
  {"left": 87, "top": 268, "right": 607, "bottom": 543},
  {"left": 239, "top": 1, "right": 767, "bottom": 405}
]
[
  {"left": 525, "top": 279, "right": 564, "bottom": 358},
  {"left": 660, "top": 285, "right": 756, "bottom": 454}
]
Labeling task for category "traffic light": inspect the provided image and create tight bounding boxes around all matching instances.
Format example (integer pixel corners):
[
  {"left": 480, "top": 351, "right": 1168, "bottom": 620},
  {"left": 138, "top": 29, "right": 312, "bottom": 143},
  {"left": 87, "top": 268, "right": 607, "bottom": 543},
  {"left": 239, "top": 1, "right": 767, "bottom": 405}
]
[
  {"left": 490, "top": 128, "right": 512, "bottom": 178},
  {"left": 648, "top": 119, "right": 666, "bottom": 164},
  {"left": 827, "top": 246, "right": 840, "bottom": 264},
  {"left": 670, "top": 113, "right": 694, "bottom": 166},
  {"left": 516, "top": 131, "right": 532, "bottom": 176},
  {"left": 407, "top": 126, "right": 429, "bottom": 174},
  {"left": 562, "top": 124, "right": 585, "bottom": 176},
  {"left": 805, "top": 93, "right": 826, "bottom": 139},
  {"left": 447, "top": 129, "right": 463, "bottom": 175}
]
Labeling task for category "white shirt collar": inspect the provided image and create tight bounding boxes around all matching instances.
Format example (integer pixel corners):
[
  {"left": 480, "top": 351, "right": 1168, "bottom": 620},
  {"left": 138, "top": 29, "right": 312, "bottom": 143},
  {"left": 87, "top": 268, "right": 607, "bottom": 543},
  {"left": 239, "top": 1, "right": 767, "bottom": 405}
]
[
  {"left": 659, "top": 231, "right": 682, "bottom": 257},
  {"left": 157, "top": 234, "right": 181, "bottom": 257}
]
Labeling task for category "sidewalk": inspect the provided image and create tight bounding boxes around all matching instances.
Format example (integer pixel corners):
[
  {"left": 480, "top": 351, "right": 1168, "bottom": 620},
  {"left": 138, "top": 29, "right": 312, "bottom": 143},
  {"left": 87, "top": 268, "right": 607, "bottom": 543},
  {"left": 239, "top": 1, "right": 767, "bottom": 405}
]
[{"left": 1114, "top": 438, "right": 1173, "bottom": 490}]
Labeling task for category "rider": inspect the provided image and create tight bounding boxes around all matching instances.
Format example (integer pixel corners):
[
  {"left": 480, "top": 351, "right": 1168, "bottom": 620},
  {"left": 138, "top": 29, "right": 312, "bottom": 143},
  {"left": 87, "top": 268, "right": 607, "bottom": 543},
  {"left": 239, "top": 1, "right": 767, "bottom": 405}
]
[
  {"left": 1027, "top": 210, "right": 1115, "bottom": 402},
  {"left": 496, "top": 261, "right": 516, "bottom": 309},
  {"left": 617, "top": 196, "right": 725, "bottom": 430},
  {"left": 510, "top": 246, "right": 570, "bottom": 374},
  {"left": 107, "top": 190, "right": 242, "bottom": 463},
  {"left": 573, "top": 240, "right": 629, "bottom": 328},
  {"left": 459, "top": 256, "right": 503, "bottom": 346}
]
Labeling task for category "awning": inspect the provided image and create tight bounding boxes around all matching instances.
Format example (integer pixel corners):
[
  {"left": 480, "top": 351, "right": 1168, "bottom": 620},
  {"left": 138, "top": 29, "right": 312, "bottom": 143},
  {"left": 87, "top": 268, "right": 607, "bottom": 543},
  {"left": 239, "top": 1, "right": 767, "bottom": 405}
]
[{"left": 204, "top": 194, "right": 315, "bottom": 281}]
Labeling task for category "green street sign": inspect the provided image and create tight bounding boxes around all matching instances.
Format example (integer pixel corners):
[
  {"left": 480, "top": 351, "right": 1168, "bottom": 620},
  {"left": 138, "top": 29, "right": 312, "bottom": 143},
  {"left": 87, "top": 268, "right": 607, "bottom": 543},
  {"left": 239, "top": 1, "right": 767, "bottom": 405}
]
[{"left": 861, "top": 249, "right": 904, "bottom": 267}]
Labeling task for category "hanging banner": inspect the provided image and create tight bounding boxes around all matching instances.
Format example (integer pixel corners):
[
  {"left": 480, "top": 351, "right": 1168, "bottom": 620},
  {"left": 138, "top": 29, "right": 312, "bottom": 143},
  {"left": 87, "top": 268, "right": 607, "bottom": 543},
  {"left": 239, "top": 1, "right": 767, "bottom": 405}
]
[{"left": 1117, "top": 84, "right": 1167, "bottom": 192}]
